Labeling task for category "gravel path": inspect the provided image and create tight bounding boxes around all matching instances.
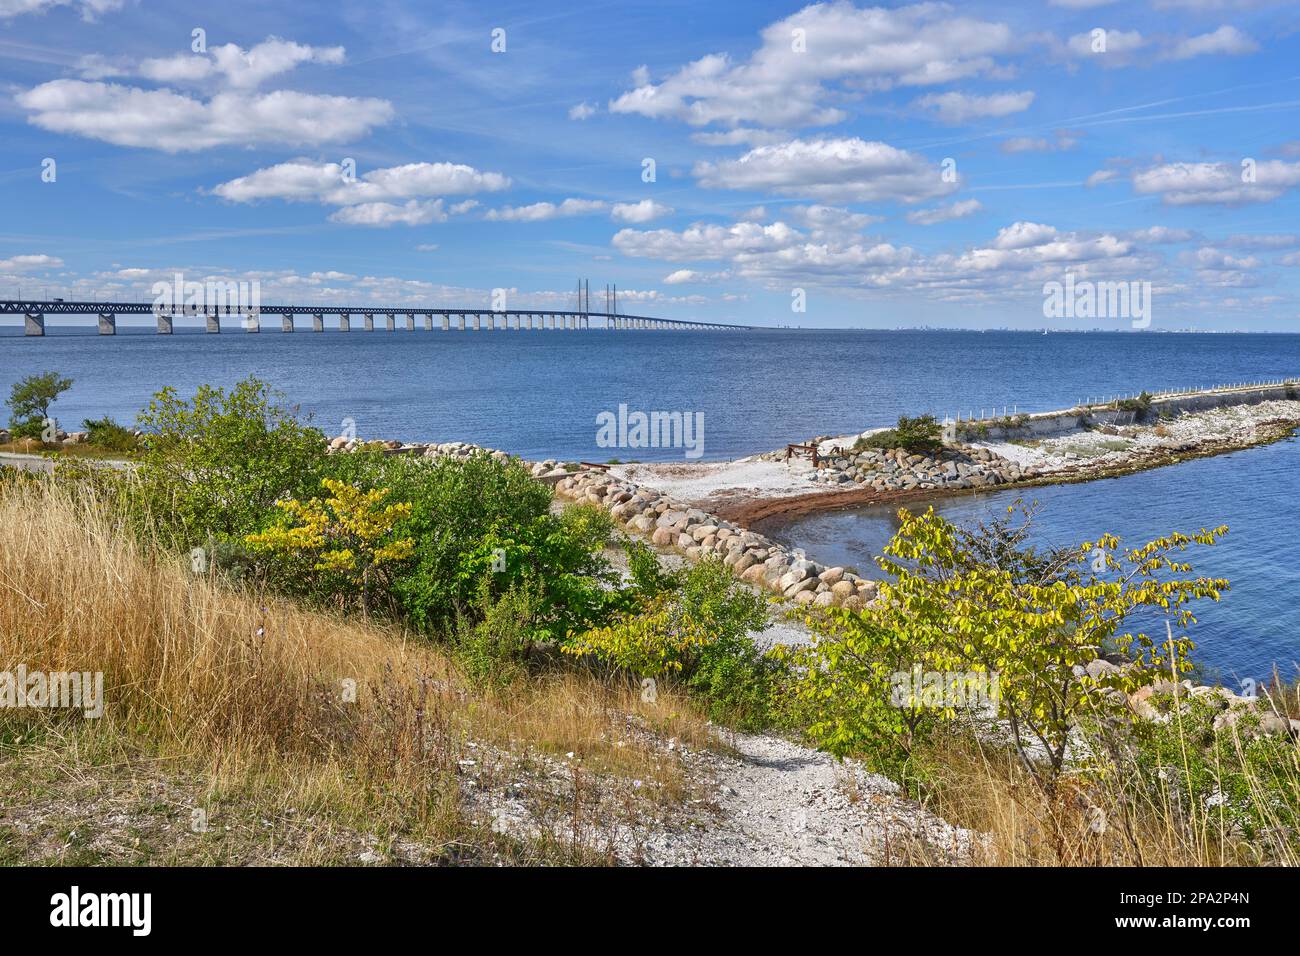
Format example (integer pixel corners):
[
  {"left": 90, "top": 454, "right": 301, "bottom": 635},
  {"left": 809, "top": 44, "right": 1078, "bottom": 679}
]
[{"left": 631, "top": 730, "right": 976, "bottom": 866}]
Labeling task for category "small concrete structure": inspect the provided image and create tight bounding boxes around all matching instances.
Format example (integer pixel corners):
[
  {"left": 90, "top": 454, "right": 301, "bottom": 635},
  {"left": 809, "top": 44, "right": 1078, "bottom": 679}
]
[{"left": 98, "top": 312, "right": 115, "bottom": 335}]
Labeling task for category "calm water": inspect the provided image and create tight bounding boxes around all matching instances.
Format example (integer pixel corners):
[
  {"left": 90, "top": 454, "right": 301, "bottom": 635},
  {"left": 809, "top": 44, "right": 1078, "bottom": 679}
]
[
  {"left": 768, "top": 436, "right": 1300, "bottom": 682},
  {"left": 4, "top": 325, "right": 1298, "bottom": 677},
  {"left": 4, "top": 326, "right": 1299, "bottom": 460}
]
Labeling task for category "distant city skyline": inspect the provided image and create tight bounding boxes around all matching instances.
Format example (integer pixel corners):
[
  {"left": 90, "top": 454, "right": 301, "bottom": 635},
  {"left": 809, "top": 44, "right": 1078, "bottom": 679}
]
[{"left": 3, "top": 0, "right": 1300, "bottom": 330}]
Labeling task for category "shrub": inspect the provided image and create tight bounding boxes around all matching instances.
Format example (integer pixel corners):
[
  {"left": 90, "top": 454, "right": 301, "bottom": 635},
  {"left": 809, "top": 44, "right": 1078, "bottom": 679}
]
[
  {"left": 133, "top": 377, "right": 328, "bottom": 547},
  {"left": 1116, "top": 391, "right": 1154, "bottom": 421},
  {"left": 326, "top": 451, "right": 624, "bottom": 637},
  {"left": 81, "top": 416, "right": 137, "bottom": 452},
  {"left": 854, "top": 414, "right": 943, "bottom": 453},
  {"left": 564, "top": 558, "right": 778, "bottom": 729},
  {"left": 785, "top": 504, "right": 1230, "bottom": 795},
  {"left": 245, "top": 477, "right": 415, "bottom": 616},
  {"left": 6, "top": 371, "right": 72, "bottom": 438}
]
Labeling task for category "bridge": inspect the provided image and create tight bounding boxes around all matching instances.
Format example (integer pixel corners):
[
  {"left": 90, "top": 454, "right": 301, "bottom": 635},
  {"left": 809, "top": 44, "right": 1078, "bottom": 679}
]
[{"left": 1, "top": 299, "right": 751, "bottom": 335}]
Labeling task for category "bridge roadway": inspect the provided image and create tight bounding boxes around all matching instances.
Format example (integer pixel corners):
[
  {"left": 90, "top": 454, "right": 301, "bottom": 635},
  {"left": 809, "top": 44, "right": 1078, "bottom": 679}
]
[{"left": 0, "top": 299, "right": 751, "bottom": 336}]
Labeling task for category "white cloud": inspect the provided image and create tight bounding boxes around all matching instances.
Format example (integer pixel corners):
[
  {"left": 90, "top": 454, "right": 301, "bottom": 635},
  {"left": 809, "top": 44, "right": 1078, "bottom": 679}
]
[
  {"left": 568, "top": 101, "right": 597, "bottom": 120},
  {"left": 907, "top": 199, "right": 982, "bottom": 225},
  {"left": 1085, "top": 169, "right": 1119, "bottom": 187},
  {"left": 329, "top": 200, "right": 450, "bottom": 227},
  {"left": 0, "top": 0, "right": 124, "bottom": 21},
  {"left": 1065, "top": 25, "right": 1257, "bottom": 63},
  {"left": 485, "top": 198, "right": 608, "bottom": 222},
  {"left": 17, "top": 80, "right": 393, "bottom": 152},
  {"left": 1128, "top": 226, "right": 1196, "bottom": 243},
  {"left": 786, "top": 204, "right": 883, "bottom": 235},
  {"left": 610, "top": 200, "right": 674, "bottom": 223},
  {"left": 1133, "top": 160, "right": 1300, "bottom": 205},
  {"left": 992, "top": 221, "right": 1059, "bottom": 249},
  {"left": 914, "top": 90, "right": 1034, "bottom": 124},
  {"left": 0, "top": 253, "right": 64, "bottom": 271},
  {"left": 213, "top": 161, "right": 509, "bottom": 206},
  {"left": 1165, "top": 26, "right": 1258, "bottom": 60},
  {"left": 18, "top": 37, "right": 379, "bottom": 153},
  {"left": 608, "top": 2, "right": 1017, "bottom": 130},
  {"left": 692, "top": 137, "right": 958, "bottom": 204},
  {"left": 136, "top": 39, "right": 346, "bottom": 90},
  {"left": 663, "top": 269, "right": 731, "bottom": 284}
]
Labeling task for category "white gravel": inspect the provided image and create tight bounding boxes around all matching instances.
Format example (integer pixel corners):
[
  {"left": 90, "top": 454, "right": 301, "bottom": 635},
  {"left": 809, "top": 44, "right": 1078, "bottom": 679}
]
[{"left": 632, "top": 730, "right": 976, "bottom": 866}]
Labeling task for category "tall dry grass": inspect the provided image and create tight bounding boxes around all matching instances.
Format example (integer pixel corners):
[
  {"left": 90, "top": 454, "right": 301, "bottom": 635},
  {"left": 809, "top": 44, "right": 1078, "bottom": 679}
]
[
  {"left": 0, "top": 478, "right": 708, "bottom": 862},
  {"left": 901, "top": 720, "right": 1300, "bottom": 867}
]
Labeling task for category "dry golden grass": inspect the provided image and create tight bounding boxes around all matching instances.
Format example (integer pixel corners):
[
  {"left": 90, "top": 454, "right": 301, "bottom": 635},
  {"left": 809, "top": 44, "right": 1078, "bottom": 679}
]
[
  {"left": 0, "top": 478, "right": 710, "bottom": 865},
  {"left": 898, "top": 720, "right": 1300, "bottom": 867}
]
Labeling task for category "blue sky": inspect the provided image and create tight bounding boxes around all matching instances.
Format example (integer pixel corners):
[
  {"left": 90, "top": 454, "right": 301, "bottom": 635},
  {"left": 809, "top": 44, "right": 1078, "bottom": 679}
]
[{"left": 2, "top": 0, "right": 1299, "bottom": 330}]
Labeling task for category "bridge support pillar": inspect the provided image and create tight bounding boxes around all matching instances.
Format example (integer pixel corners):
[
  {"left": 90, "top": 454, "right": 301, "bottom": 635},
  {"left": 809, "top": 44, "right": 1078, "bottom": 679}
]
[
  {"left": 386, "top": 314, "right": 395, "bottom": 331},
  {"left": 405, "top": 314, "right": 415, "bottom": 331},
  {"left": 282, "top": 314, "right": 294, "bottom": 332},
  {"left": 456, "top": 315, "right": 465, "bottom": 331},
  {"left": 473, "top": 314, "right": 481, "bottom": 331},
  {"left": 205, "top": 313, "right": 220, "bottom": 333},
  {"left": 244, "top": 313, "right": 260, "bottom": 332},
  {"left": 98, "top": 312, "right": 116, "bottom": 335},
  {"left": 156, "top": 313, "right": 173, "bottom": 334},
  {"left": 364, "top": 313, "right": 374, "bottom": 332},
  {"left": 312, "top": 314, "right": 324, "bottom": 332},
  {"left": 340, "top": 314, "right": 351, "bottom": 332},
  {"left": 24, "top": 312, "right": 44, "bottom": 336}
]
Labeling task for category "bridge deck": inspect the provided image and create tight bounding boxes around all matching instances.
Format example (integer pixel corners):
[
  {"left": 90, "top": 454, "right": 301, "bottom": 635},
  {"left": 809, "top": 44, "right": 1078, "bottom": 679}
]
[{"left": 0, "top": 299, "right": 751, "bottom": 333}]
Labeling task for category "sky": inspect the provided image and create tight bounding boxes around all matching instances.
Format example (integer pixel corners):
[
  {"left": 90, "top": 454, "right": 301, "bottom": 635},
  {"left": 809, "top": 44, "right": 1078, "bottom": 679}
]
[{"left": 1, "top": 0, "right": 1299, "bottom": 330}]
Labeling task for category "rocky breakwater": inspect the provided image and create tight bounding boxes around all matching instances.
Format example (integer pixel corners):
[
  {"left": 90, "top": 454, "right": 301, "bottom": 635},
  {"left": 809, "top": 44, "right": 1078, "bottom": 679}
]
[
  {"left": 807, "top": 443, "right": 1041, "bottom": 491},
  {"left": 553, "top": 468, "right": 878, "bottom": 610}
]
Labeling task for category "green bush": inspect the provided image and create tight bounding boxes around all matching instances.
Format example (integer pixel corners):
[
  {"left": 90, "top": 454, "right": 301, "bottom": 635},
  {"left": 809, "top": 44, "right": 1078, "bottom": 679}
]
[
  {"left": 132, "top": 377, "right": 328, "bottom": 548},
  {"left": 325, "top": 451, "right": 626, "bottom": 636},
  {"left": 81, "top": 416, "right": 138, "bottom": 452},
  {"left": 564, "top": 557, "right": 780, "bottom": 730},
  {"left": 854, "top": 414, "right": 943, "bottom": 453}
]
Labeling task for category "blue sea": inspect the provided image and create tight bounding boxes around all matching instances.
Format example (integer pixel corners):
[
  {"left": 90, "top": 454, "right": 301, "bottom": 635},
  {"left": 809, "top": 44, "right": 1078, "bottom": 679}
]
[{"left": 4, "top": 325, "right": 1299, "bottom": 678}]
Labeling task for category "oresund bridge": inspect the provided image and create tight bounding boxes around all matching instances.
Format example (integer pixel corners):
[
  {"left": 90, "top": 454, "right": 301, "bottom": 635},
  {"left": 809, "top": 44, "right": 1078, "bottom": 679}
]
[{"left": 1, "top": 299, "right": 751, "bottom": 336}]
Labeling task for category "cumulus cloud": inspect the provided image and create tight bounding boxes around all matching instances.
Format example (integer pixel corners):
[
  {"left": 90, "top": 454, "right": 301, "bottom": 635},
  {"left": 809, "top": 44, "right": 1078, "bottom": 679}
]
[
  {"left": 1133, "top": 160, "right": 1300, "bottom": 205},
  {"left": 214, "top": 161, "right": 509, "bottom": 205},
  {"left": 484, "top": 198, "right": 608, "bottom": 222},
  {"left": 1165, "top": 25, "right": 1257, "bottom": 60},
  {"left": 663, "top": 269, "right": 731, "bottom": 284},
  {"left": 568, "top": 101, "right": 597, "bottom": 120},
  {"left": 329, "top": 200, "right": 451, "bottom": 227},
  {"left": 692, "top": 137, "right": 958, "bottom": 204},
  {"left": 614, "top": 214, "right": 1147, "bottom": 297},
  {"left": 0, "top": 253, "right": 64, "bottom": 271},
  {"left": 1127, "top": 226, "right": 1196, "bottom": 243},
  {"left": 610, "top": 200, "right": 674, "bottom": 223},
  {"left": 17, "top": 37, "right": 383, "bottom": 152},
  {"left": 914, "top": 90, "right": 1034, "bottom": 124},
  {"left": 608, "top": 2, "right": 1017, "bottom": 130},
  {"left": 16, "top": 80, "right": 392, "bottom": 152},
  {"left": 907, "top": 199, "right": 982, "bottom": 225},
  {"left": 135, "top": 39, "right": 346, "bottom": 89},
  {"left": 1065, "top": 25, "right": 1257, "bottom": 63}
]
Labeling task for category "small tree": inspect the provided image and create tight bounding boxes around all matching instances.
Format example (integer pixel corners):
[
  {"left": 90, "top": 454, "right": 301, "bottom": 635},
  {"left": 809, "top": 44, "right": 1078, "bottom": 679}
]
[
  {"left": 788, "top": 505, "right": 1229, "bottom": 795},
  {"left": 134, "top": 377, "right": 328, "bottom": 546},
  {"left": 245, "top": 478, "right": 414, "bottom": 615},
  {"left": 6, "top": 371, "right": 73, "bottom": 438}
]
